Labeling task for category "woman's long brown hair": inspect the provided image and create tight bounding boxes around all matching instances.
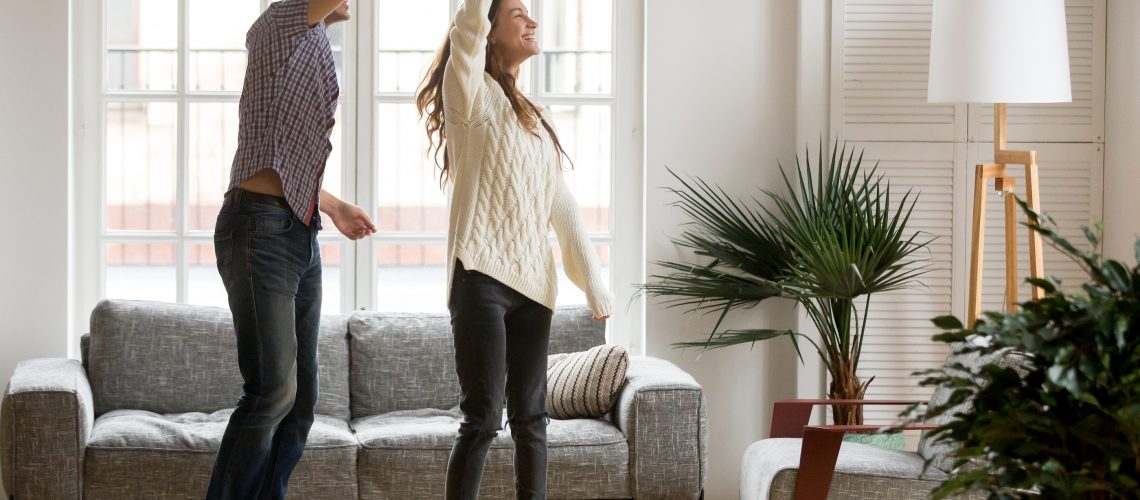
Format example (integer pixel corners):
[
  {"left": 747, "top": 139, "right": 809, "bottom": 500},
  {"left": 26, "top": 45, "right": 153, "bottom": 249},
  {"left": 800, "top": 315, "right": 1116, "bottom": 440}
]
[{"left": 416, "top": 0, "right": 571, "bottom": 188}]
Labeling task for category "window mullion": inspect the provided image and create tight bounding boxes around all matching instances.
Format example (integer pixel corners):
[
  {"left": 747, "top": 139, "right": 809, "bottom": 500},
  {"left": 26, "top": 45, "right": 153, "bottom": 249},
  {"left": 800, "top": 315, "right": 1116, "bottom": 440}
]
[
  {"left": 354, "top": 0, "right": 376, "bottom": 311},
  {"left": 95, "top": 0, "right": 110, "bottom": 306},
  {"left": 176, "top": 0, "right": 190, "bottom": 303},
  {"left": 532, "top": 0, "right": 543, "bottom": 97}
]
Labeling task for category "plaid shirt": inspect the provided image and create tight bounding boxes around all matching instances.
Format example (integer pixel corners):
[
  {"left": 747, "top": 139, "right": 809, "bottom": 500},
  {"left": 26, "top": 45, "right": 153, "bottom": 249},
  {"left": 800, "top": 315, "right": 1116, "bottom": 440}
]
[{"left": 228, "top": 0, "right": 339, "bottom": 229}]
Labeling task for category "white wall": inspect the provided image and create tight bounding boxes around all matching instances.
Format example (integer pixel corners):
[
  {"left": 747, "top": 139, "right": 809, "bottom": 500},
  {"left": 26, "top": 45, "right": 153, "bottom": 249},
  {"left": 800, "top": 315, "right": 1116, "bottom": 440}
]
[
  {"left": 1104, "top": 0, "right": 1140, "bottom": 263},
  {"left": 645, "top": 1, "right": 800, "bottom": 497},
  {"left": 0, "top": 0, "right": 72, "bottom": 497}
]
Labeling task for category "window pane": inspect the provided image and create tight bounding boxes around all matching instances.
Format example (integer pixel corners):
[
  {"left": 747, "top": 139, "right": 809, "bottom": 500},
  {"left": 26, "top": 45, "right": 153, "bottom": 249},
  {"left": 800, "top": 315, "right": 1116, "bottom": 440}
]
[
  {"left": 106, "top": 243, "right": 176, "bottom": 302},
  {"left": 328, "top": 22, "right": 346, "bottom": 82},
  {"left": 107, "top": 0, "right": 177, "bottom": 91},
  {"left": 376, "top": 103, "right": 448, "bottom": 233},
  {"left": 187, "top": 242, "right": 226, "bottom": 308},
  {"left": 552, "top": 243, "right": 611, "bottom": 307},
  {"left": 189, "top": 102, "right": 239, "bottom": 231},
  {"left": 376, "top": 0, "right": 449, "bottom": 93},
  {"left": 188, "top": 0, "right": 260, "bottom": 91},
  {"left": 549, "top": 104, "right": 611, "bottom": 233},
  {"left": 540, "top": 0, "right": 612, "bottom": 94},
  {"left": 107, "top": 101, "right": 178, "bottom": 231},
  {"left": 320, "top": 243, "right": 343, "bottom": 315},
  {"left": 518, "top": 58, "right": 535, "bottom": 95},
  {"left": 376, "top": 244, "right": 448, "bottom": 312}
]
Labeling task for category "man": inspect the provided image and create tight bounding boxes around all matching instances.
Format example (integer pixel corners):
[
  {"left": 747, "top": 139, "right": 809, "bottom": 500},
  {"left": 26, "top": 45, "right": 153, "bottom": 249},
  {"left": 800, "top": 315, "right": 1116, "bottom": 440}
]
[{"left": 206, "top": 1, "right": 374, "bottom": 498}]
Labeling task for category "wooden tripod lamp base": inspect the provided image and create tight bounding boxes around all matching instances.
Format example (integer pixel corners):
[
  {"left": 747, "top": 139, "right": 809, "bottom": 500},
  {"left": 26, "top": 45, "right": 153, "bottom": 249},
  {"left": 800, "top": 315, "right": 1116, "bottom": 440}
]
[{"left": 966, "top": 103, "right": 1046, "bottom": 328}]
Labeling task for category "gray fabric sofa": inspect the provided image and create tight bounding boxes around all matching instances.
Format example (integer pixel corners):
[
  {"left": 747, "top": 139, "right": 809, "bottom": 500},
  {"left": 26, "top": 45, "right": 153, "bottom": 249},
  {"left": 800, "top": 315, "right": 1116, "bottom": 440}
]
[{"left": 2, "top": 299, "right": 708, "bottom": 499}]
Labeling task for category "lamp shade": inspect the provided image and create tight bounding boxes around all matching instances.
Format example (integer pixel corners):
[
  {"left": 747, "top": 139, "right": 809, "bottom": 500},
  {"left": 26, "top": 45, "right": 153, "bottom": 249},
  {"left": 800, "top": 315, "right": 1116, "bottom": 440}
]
[{"left": 927, "top": 0, "right": 1072, "bottom": 104}]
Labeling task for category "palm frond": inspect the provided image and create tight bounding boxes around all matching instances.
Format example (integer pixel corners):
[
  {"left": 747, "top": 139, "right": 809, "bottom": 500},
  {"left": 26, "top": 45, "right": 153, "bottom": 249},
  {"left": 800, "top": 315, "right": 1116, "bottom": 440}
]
[{"left": 637, "top": 141, "right": 933, "bottom": 376}]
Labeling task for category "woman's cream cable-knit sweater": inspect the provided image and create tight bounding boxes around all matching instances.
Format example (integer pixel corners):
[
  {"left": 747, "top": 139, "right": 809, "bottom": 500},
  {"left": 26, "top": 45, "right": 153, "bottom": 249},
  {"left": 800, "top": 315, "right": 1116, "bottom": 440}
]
[{"left": 442, "top": 0, "right": 613, "bottom": 318}]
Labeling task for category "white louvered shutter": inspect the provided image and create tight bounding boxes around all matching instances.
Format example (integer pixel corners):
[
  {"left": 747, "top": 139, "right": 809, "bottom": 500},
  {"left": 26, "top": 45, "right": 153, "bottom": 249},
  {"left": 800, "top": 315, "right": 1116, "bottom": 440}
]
[
  {"left": 832, "top": 0, "right": 959, "bottom": 425},
  {"left": 852, "top": 142, "right": 963, "bottom": 424},
  {"left": 830, "top": 0, "right": 1105, "bottom": 426},
  {"left": 835, "top": 0, "right": 964, "bottom": 143}
]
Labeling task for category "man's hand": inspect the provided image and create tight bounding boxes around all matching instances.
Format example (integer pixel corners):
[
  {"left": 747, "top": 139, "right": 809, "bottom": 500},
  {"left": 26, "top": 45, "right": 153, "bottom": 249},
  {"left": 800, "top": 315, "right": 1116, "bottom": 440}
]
[
  {"left": 329, "top": 202, "right": 376, "bottom": 240},
  {"left": 320, "top": 189, "right": 376, "bottom": 240}
]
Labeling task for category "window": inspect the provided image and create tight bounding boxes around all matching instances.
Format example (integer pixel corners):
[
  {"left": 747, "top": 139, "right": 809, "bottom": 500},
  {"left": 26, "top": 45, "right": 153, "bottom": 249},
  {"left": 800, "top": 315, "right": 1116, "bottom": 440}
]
[{"left": 77, "top": 0, "right": 644, "bottom": 348}]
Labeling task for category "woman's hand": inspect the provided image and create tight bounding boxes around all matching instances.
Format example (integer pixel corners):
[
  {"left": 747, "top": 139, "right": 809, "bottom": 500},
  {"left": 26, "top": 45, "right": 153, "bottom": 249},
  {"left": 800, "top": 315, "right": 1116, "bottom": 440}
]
[{"left": 593, "top": 314, "right": 610, "bottom": 321}]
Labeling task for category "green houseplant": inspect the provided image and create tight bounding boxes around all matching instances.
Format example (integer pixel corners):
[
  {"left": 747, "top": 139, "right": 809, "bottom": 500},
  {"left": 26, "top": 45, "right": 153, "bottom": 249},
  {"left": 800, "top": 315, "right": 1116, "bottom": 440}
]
[
  {"left": 639, "top": 141, "right": 931, "bottom": 425},
  {"left": 916, "top": 209, "right": 1140, "bottom": 500}
]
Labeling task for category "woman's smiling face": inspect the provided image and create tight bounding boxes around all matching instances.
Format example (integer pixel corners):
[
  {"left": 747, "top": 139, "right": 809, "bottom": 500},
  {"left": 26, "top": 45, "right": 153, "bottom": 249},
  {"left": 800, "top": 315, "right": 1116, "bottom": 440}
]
[{"left": 489, "top": 0, "right": 540, "bottom": 69}]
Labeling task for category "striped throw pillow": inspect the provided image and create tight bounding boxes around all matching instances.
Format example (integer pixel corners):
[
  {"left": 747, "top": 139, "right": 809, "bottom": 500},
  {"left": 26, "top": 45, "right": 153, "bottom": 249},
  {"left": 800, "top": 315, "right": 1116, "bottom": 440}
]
[{"left": 546, "top": 344, "right": 629, "bottom": 419}]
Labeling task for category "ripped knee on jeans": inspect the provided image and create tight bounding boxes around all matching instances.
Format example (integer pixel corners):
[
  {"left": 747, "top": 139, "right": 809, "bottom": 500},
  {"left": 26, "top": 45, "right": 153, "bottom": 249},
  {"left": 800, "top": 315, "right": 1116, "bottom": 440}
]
[
  {"left": 508, "top": 411, "right": 550, "bottom": 429},
  {"left": 458, "top": 421, "right": 502, "bottom": 439}
]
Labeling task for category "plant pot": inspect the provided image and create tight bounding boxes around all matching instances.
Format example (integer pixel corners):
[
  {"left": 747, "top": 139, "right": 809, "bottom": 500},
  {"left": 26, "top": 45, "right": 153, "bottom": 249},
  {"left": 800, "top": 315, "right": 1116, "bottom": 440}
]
[{"left": 842, "top": 432, "right": 905, "bottom": 450}]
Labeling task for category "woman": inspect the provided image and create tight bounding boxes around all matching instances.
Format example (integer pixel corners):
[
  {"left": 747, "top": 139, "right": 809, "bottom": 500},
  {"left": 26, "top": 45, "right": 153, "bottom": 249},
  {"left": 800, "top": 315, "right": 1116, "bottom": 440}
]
[{"left": 416, "top": 0, "right": 613, "bottom": 498}]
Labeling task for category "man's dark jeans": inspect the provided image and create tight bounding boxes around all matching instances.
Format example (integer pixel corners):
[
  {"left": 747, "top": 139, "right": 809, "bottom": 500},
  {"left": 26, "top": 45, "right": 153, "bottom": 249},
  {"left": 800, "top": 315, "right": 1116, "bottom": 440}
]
[
  {"left": 445, "top": 260, "right": 553, "bottom": 500},
  {"left": 205, "top": 189, "right": 322, "bottom": 500}
]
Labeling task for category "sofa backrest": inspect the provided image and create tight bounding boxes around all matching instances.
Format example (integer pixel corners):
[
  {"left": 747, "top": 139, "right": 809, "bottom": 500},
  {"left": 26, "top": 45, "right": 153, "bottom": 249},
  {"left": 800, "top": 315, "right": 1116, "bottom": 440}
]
[
  {"left": 86, "top": 299, "right": 352, "bottom": 420},
  {"left": 348, "top": 306, "right": 606, "bottom": 419}
]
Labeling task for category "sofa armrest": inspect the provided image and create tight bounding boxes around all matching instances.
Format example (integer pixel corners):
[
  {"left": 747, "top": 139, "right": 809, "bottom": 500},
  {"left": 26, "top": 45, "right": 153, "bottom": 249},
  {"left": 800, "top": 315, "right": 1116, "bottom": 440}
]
[
  {"left": 2, "top": 358, "right": 94, "bottom": 499},
  {"left": 612, "top": 356, "right": 707, "bottom": 500}
]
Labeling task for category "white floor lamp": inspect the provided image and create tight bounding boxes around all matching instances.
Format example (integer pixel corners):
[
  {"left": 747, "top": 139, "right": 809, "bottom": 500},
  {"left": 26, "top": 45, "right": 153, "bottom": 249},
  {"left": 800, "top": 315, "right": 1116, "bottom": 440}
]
[{"left": 927, "top": 0, "right": 1072, "bottom": 327}]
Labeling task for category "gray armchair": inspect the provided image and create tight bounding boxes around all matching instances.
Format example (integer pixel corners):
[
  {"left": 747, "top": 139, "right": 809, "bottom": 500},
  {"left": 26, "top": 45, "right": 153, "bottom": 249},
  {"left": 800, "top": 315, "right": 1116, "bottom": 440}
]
[{"left": 740, "top": 346, "right": 1018, "bottom": 500}]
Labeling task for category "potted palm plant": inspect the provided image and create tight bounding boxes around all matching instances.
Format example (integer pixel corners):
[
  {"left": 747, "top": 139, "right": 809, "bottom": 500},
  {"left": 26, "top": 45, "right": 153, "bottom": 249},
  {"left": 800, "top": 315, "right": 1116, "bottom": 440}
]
[{"left": 640, "top": 141, "right": 931, "bottom": 425}]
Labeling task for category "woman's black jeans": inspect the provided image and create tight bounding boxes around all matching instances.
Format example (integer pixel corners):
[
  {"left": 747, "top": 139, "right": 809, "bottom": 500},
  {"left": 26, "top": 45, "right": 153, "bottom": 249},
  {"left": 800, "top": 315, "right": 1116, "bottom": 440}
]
[{"left": 445, "top": 260, "right": 553, "bottom": 500}]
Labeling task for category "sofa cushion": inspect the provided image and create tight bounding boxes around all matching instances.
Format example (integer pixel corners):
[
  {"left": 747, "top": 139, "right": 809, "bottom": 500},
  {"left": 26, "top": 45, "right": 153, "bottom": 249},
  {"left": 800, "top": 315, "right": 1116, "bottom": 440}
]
[
  {"left": 87, "top": 300, "right": 351, "bottom": 420},
  {"left": 547, "top": 344, "right": 629, "bottom": 419},
  {"left": 352, "top": 408, "right": 629, "bottom": 499},
  {"left": 547, "top": 306, "right": 609, "bottom": 355},
  {"left": 348, "top": 306, "right": 606, "bottom": 418},
  {"left": 84, "top": 409, "right": 357, "bottom": 499}
]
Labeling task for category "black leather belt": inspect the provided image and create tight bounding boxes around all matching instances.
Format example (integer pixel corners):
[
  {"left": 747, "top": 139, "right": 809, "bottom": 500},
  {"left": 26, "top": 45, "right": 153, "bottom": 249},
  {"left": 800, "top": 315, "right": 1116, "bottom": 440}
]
[{"left": 224, "top": 188, "right": 292, "bottom": 211}]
